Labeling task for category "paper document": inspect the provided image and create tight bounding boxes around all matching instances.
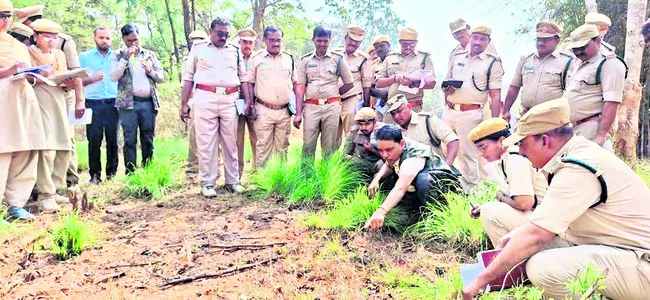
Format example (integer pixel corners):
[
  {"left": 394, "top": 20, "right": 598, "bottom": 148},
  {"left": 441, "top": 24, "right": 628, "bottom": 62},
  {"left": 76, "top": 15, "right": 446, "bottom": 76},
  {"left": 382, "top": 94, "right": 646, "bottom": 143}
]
[
  {"left": 68, "top": 108, "right": 93, "bottom": 126},
  {"left": 288, "top": 94, "right": 297, "bottom": 115},
  {"left": 48, "top": 68, "right": 91, "bottom": 85},
  {"left": 7, "top": 72, "right": 57, "bottom": 86},
  {"left": 235, "top": 98, "right": 246, "bottom": 116},
  {"left": 17, "top": 65, "right": 52, "bottom": 74},
  {"left": 375, "top": 99, "right": 387, "bottom": 114}
]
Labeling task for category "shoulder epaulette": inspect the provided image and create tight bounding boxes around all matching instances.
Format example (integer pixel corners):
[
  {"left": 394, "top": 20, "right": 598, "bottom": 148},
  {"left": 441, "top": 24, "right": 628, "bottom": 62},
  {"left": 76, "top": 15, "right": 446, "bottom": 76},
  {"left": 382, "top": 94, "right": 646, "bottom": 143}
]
[
  {"left": 386, "top": 51, "right": 401, "bottom": 57},
  {"left": 559, "top": 51, "right": 573, "bottom": 58},
  {"left": 330, "top": 51, "right": 344, "bottom": 58},
  {"left": 453, "top": 49, "right": 469, "bottom": 56},
  {"left": 300, "top": 51, "right": 314, "bottom": 59},
  {"left": 520, "top": 53, "right": 535, "bottom": 61},
  {"left": 417, "top": 50, "right": 430, "bottom": 55},
  {"left": 282, "top": 50, "right": 294, "bottom": 58}
]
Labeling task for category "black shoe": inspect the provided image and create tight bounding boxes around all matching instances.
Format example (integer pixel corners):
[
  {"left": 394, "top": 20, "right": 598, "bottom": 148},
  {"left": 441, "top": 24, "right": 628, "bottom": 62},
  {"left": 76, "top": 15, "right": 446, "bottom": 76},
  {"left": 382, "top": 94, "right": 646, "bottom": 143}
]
[{"left": 89, "top": 175, "right": 102, "bottom": 185}]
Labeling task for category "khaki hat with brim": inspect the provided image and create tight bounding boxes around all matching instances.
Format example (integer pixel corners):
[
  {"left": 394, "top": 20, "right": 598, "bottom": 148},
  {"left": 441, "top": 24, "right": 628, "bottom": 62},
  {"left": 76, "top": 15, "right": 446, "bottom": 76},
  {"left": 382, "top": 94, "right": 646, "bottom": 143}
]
[
  {"left": 346, "top": 25, "right": 366, "bottom": 41},
  {"left": 365, "top": 44, "right": 375, "bottom": 54},
  {"left": 502, "top": 98, "right": 571, "bottom": 147},
  {"left": 10, "top": 22, "right": 33, "bottom": 37},
  {"left": 449, "top": 19, "right": 468, "bottom": 34},
  {"left": 15, "top": 4, "right": 43, "bottom": 23},
  {"left": 237, "top": 28, "right": 257, "bottom": 41},
  {"left": 468, "top": 118, "right": 510, "bottom": 143},
  {"left": 385, "top": 94, "right": 409, "bottom": 114},
  {"left": 372, "top": 34, "right": 390, "bottom": 45},
  {"left": 0, "top": 0, "right": 13, "bottom": 12},
  {"left": 566, "top": 24, "right": 599, "bottom": 49},
  {"left": 536, "top": 20, "right": 562, "bottom": 38},
  {"left": 585, "top": 13, "right": 611, "bottom": 27},
  {"left": 399, "top": 27, "right": 418, "bottom": 41},
  {"left": 189, "top": 30, "right": 208, "bottom": 40},
  {"left": 31, "top": 18, "right": 62, "bottom": 34},
  {"left": 355, "top": 107, "right": 377, "bottom": 122},
  {"left": 469, "top": 24, "right": 491, "bottom": 36}
]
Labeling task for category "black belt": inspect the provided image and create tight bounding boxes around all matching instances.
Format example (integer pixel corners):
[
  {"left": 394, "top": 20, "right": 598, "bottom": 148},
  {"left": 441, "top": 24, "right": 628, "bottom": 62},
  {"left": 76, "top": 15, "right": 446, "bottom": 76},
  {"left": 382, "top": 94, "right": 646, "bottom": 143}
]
[
  {"left": 87, "top": 98, "right": 116, "bottom": 104},
  {"left": 342, "top": 93, "right": 362, "bottom": 102},
  {"left": 133, "top": 96, "right": 152, "bottom": 102}
]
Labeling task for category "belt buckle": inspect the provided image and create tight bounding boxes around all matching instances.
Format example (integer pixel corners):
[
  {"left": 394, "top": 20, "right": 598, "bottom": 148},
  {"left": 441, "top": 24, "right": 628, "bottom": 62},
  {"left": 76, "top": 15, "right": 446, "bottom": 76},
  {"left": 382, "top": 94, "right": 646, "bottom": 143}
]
[
  {"left": 453, "top": 104, "right": 461, "bottom": 111},
  {"left": 318, "top": 98, "right": 326, "bottom": 105},
  {"left": 215, "top": 87, "right": 226, "bottom": 95}
]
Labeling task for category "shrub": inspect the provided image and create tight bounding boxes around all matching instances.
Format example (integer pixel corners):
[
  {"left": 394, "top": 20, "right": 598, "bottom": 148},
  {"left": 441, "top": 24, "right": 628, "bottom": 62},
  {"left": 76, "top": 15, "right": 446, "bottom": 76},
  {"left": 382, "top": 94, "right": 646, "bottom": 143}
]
[
  {"left": 48, "top": 211, "right": 99, "bottom": 260},
  {"left": 76, "top": 141, "right": 89, "bottom": 171}
]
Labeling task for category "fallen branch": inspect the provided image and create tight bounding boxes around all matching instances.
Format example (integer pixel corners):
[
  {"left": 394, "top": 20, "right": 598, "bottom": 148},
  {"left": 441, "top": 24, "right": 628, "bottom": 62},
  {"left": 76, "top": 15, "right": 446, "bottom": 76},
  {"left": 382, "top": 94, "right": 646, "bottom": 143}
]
[
  {"left": 106, "top": 261, "right": 163, "bottom": 269},
  {"left": 202, "top": 242, "right": 286, "bottom": 251},
  {"left": 94, "top": 272, "right": 126, "bottom": 284},
  {"left": 161, "top": 256, "right": 284, "bottom": 288}
]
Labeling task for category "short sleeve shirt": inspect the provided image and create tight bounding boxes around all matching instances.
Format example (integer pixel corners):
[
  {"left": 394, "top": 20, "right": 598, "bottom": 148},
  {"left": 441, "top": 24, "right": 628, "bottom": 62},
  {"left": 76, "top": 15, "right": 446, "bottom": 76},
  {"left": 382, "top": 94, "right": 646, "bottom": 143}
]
[
  {"left": 446, "top": 49, "right": 504, "bottom": 105},
  {"left": 183, "top": 42, "right": 244, "bottom": 87},
  {"left": 296, "top": 50, "right": 353, "bottom": 100},
  {"left": 244, "top": 50, "right": 296, "bottom": 106},
  {"left": 375, "top": 50, "right": 435, "bottom": 102}
]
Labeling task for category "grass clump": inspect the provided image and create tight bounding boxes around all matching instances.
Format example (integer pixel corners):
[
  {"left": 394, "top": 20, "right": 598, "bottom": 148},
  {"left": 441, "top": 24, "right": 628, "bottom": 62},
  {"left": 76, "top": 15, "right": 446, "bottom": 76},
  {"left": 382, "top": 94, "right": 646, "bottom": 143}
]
[
  {"left": 122, "top": 156, "right": 184, "bottom": 200},
  {"left": 480, "top": 285, "right": 544, "bottom": 300},
  {"left": 406, "top": 181, "right": 497, "bottom": 253},
  {"left": 565, "top": 264, "right": 607, "bottom": 299},
  {"left": 48, "top": 211, "right": 99, "bottom": 260},
  {"left": 375, "top": 266, "right": 463, "bottom": 299}
]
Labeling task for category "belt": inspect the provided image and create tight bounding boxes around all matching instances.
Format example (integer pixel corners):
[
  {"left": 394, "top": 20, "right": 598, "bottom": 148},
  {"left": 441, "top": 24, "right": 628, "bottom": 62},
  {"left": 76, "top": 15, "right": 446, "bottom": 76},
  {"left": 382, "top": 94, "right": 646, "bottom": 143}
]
[
  {"left": 342, "top": 93, "right": 362, "bottom": 102},
  {"left": 409, "top": 100, "right": 423, "bottom": 108},
  {"left": 195, "top": 84, "right": 239, "bottom": 95},
  {"left": 447, "top": 102, "right": 482, "bottom": 111},
  {"left": 256, "top": 98, "right": 288, "bottom": 110},
  {"left": 574, "top": 114, "right": 601, "bottom": 126},
  {"left": 133, "top": 96, "right": 152, "bottom": 102},
  {"left": 87, "top": 98, "right": 115, "bottom": 104},
  {"left": 305, "top": 97, "right": 341, "bottom": 105}
]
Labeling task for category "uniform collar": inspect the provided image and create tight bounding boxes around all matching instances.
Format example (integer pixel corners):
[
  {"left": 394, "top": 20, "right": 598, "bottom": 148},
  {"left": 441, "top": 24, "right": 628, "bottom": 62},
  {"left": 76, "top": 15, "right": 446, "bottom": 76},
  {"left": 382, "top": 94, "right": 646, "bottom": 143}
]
[
  {"left": 535, "top": 49, "right": 561, "bottom": 59},
  {"left": 585, "top": 49, "right": 605, "bottom": 64},
  {"left": 467, "top": 49, "right": 489, "bottom": 60},
  {"left": 407, "top": 112, "right": 419, "bottom": 126},
  {"left": 541, "top": 135, "right": 581, "bottom": 174},
  {"left": 312, "top": 50, "right": 334, "bottom": 59}
]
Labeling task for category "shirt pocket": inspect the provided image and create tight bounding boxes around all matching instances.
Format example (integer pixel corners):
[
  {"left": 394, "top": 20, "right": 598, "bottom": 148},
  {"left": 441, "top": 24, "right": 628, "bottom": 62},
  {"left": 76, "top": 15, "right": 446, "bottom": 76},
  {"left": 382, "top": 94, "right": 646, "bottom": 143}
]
[
  {"left": 540, "top": 68, "right": 562, "bottom": 87},
  {"left": 258, "top": 63, "right": 273, "bottom": 80},
  {"left": 572, "top": 71, "right": 598, "bottom": 92},
  {"left": 521, "top": 68, "right": 535, "bottom": 85}
]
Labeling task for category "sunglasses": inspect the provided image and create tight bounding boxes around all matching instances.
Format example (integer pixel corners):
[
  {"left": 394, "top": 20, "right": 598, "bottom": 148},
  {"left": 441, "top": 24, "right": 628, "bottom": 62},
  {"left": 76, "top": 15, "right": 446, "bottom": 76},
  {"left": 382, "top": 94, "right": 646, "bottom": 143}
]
[
  {"left": 214, "top": 31, "right": 229, "bottom": 38},
  {"left": 0, "top": 13, "right": 12, "bottom": 19}
]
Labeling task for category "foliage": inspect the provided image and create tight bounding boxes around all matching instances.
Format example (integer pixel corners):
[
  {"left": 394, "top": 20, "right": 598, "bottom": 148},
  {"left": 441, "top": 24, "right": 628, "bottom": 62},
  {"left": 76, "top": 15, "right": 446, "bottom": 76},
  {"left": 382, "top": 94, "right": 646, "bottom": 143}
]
[
  {"left": 480, "top": 285, "right": 545, "bottom": 300},
  {"left": 565, "top": 264, "right": 607, "bottom": 299},
  {"left": 76, "top": 141, "right": 89, "bottom": 172},
  {"left": 48, "top": 211, "right": 99, "bottom": 260},
  {"left": 374, "top": 266, "right": 464, "bottom": 300},
  {"left": 635, "top": 161, "right": 650, "bottom": 187}
]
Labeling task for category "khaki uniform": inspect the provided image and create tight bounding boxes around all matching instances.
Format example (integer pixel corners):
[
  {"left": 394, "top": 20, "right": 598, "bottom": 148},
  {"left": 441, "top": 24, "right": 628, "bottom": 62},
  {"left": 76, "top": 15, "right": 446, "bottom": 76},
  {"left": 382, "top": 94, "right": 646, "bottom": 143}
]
[
  {"left": 57, "top": 33, "right": 81, "bottom": 186},
  {"left": 375, "top": 50, "right": 434, "bottom": 123},
  {"left": 444, "top": 49, "right": 503, "bottom": 188},
  {"left": 397, "top": 111, "right": 458, "bottom": 161},
  {"left": 343, "top": 122, "right": 385, "bottom": 162},
  {"left": 297, "top": 50, "right": 353, "bottom": 157},
  {"left": 563, "top": 49, "right": 625, "bottom": 150},
  {"left": 236, "top": 51, "right": 257, "bottom": 176},
  {"left": 369, "top": 58, "right": 387, "bottom": 121},
  {"left": 183, "top": 42, "right": 244, "bottom": 186},
  {"left": 518, "top": 136, "right": 650, "bottom": 299},
  {"left": 0, "top": 33, "right": 46, "bottom": 208},
  {"left": 448, "top": 42, "right": 498, "bottom": 67},
  {"left": 511, "top": 50, "right": 575, "bottom": 114},
  {"left": 243, "top": 50, "right": 295, "bottom": 168},
  {"left": 336, "top": 49, "right": 373, "bottom": 137}
]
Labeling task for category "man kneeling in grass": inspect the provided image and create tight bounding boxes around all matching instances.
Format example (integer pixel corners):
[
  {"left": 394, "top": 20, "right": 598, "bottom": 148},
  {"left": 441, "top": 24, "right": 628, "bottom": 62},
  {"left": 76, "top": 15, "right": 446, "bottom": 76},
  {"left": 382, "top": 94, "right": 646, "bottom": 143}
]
[
  {"left": 462, "top": 98, "right": 650, "bottom": 299},
  {"left": 344, "top": 107, "right": 385, "bottom": 180},
  {"left": 365, "top": 125, "right": 460, "bottom": 232}
]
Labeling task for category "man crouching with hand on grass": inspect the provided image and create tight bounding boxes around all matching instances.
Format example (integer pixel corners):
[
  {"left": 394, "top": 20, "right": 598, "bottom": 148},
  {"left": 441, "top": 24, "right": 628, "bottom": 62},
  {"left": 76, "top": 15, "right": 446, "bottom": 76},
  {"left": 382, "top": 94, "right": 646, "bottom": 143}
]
[{"left": 364, "top": 125, "right": 460, "bottom": 232}]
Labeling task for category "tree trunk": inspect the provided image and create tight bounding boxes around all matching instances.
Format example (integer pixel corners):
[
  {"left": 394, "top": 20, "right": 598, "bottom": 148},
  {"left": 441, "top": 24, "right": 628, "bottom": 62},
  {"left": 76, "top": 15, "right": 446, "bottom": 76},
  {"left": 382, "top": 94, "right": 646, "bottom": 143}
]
[
  {"left": 614, "top": 0, "right": 648, "bottom": 160},
  {"left": 163, "top": 0, "right": 181, "bottom": 81},
  {"left": 251, "top": 0, "right": 267, "bottom": 49},
  {"left": 584, "top": 0, "right": 598, "bottom": 13},
  {"left": 181, "top": 0, "right": 192, "bottom": 49},
  {"left": 191, "top": 0, "right": 196, "bottom": 30}
]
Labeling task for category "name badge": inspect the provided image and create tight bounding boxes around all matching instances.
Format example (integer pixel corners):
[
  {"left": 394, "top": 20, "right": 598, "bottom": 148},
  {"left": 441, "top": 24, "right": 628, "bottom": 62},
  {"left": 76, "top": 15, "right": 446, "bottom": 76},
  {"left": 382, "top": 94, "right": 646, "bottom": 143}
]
[
  {"left": 308, "top": 64, "right": 317, "bottom": 68},
  {"left": 524, "top": 66, "right": 534, "bottom": 71},
  {"left": 457, "top": 63, "right": 465, "bottom": 67}
]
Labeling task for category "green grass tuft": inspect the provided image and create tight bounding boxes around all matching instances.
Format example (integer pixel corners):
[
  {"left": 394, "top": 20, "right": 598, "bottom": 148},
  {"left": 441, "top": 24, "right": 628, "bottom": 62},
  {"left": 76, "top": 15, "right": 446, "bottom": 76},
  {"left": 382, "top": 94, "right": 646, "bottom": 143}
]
[
  {"left": 48, "top": 211, "right": 99, "bottom": 260},
  {"left": 76, "top": 141, "right": 89, "bottom": 171},
  {"left": 565, "top": 264, "right": 607, "bottom": 298},
  {"left": 121, "top": 157, "right": 184, "bottom": 200},
  {"left": 375, "top": 266, "right": 464, "bottom": 300}
]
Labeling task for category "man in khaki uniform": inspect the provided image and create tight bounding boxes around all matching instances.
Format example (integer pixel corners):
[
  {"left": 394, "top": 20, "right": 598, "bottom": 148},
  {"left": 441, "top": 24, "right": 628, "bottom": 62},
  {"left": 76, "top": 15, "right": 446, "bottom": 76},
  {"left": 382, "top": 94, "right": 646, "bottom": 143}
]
[
  {"left": 462, "top": 98, "right": 650, "bottom": 300},
  {"left": 369, "top": 35, "right": 390, "bottom": 121},
  {"left": 444, "top": 24, "right": 504, "bottom": 189},
  {"left": 235, "top": 28, "right": 258, "bottom": 177},
  {"left": 585, "top": 12, "right": 616, "bottom": 53},
  {"left": 180, "top": 17, "right": 246, "bottom": 197},
  {"left": 242, "top": 25, "right": 296, "bottom": 168},
  {"left": 503, "top": 21, "right": 575, "bottom": 122},
  {"left": 9, "top": 22, "right": 32, "bottom": 46},
  {"left": 448, "top": 19, "right": 499, "bottom": 65},
  {"left": 184, "top": 30, "right": 209, "bottom": 184},
  {"left": 564, "top": 24, "right": 626, "bottom": 151},
  {"left": 294, "top": 25, "right": 354, "bottom": 158},
  {"left": 335, "top": 25, "right": 373, "bottom": 142},
  {"left": 384, "top": 94, "right": 459, "bottom": 167},
  {"left": 344, "top": 107, "right": 384, "bottom": 164},
  {"left": 375, "top": 27, "right": 435, "bottom": 123}
]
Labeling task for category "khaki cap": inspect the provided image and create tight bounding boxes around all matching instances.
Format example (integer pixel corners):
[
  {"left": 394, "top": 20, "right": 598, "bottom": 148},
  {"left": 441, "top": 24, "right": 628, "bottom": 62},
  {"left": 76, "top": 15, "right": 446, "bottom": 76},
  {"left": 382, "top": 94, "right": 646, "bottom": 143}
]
[
  {"left": 15, "top": 4, "right": 43, "bottom": 23},
  {"left": 31, "top": 18, "right": 62, "bottom": 34},
  {"left": 0, "top": 0, "right": 13, "bottom": 12},
  {"left": 585, "top": 12, "right": 611, "bottom": 27},
  {"left": 10, "top": 22, "right": 33, "bottom": 37},
  {"left": 355, "top": 107, "right": 377, "bottom": 122},
  {"left": 189, "top": 30, "right": 208, "bottom": 40},
  {"left": 346, "top": 24, "right": 366, "bottom": 41},
  {"left": 365, "top": 44, "right": 375, "bottom": 54},
  {"left": 468, "top": 118, "right": 510, "bottom": 143},
  {"left": 566, "top": 24, "right": 599, "bottom": 49},
  {"left": 449, "top": 19, "right": 468, "bottom": 34},
  {"left": 502, "top": 98, "right": 570, "bottom": 147},
  {"left": 469, "top": 24, "right": 492, "bottom": 36},
  {"left": 372, "top": 34, "right": 390, "bottom": 45},
  {"left": 385, "top": 94, "right": 408, "bottom": 114},
  {"left": 536, "top": 20, "right": 562, "bottom": 38},
  {"left": 398, "top": 27, "right": 418, "bottom": 41},
  {"left": 237, "top": 28, "right": 257, "bottom": 41}
]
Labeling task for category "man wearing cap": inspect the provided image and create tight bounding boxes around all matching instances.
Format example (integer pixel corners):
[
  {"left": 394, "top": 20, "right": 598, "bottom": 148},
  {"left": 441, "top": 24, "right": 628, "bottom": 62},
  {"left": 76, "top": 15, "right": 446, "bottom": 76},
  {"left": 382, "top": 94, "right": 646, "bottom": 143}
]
[
  {"left": 181, "top": 17, "right": 246, "bottom": 197},
  {"left": 564, "top": 24, "right": 625, "bottom": 150},
  {"left": 242, "top": 25, "right": 296, "bottom": 168},
  {"left": 385, "top": 94, "right": 459, "bottom": 168},
  {"left": 503, "top": 21, "right": 575, "bottom": 122},
  {"left": 335, "top": 25, "right": 373, "bottom": 144},
  {"left": 294, "top": 25, "right": 354, "bottom": 158},
  {"left": 9, "top": 22, "right": 32, "bottom": 46},
  {"left": 235, "top": 28, "right": 258, "bottom": 177},
  {"left": 344, "top": 107, "right": 384, "bottom": 167},
  {"left": 364, "top": 125, "right": 460, "bottom": 232},
  {"left": 643, "top": 18, "right": 650, "bottom": 48},
  {"left": 79, "top": 27, "right": 119, "bottom": 184},
  {"left": 444, "top": 23, "right": 504, "bottom": 189},
  {"left": 448, "top": 19, "right": 499, "bottom": 65},
  {"left": 0, "top": 0, "right": 47, "bottom": 220},
  {"left": 585, "top": 12, "right": 616, "bottom": 53},
  {"left": 366, "top": 45, "right": 377, "bottom": 61},
  {"left": 375, "top": 27, "right": 435, "bottom": 123},
  {"left": 369, "top": 34, "right": 391, "bottom": 121},
  {"left": 462, "top": 98, "right": 650, "bottom": 300}
]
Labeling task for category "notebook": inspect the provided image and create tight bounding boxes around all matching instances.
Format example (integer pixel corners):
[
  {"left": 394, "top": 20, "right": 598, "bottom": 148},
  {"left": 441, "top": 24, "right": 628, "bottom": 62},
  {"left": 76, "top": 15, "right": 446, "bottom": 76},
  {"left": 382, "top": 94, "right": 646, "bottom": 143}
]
[{"left": 459, "top": 249, "right": 528, "bottom": 292}]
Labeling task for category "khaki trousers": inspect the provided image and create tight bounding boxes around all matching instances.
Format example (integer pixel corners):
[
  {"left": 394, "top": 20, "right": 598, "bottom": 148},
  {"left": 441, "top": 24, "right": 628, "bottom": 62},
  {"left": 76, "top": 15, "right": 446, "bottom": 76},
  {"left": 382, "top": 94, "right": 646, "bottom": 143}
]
[
  {"left": 35, "top": 150, "right": 71, "bottom": 199},
  {"left": 237, "top": 114, "right": 257, "bottom": 176},
  {"left": 441, "top": 107, "right": 484, "bottom": 189},
  {"left": 337, "top": 94, "right": 362, "bottom": 144},
  {"left": 573, "top": 119, "right": 613, "bottom": 152},
  {"left": 480, "top": 201, "right": 532, "bottom": 247},
  {"left": 302, "top": 101, "right": 342, "bottom": 157},
  {"left": 65, "top": 90, "right": 79, "bottom": 186},
  {"left": 253, "top": 103, "right": 291, "bottom": 168},
  {"left": 193, "top": 90, "right": 239, "bottom": 186},
  {"left": 0, "top": 151, "right": 38, "bottom": 208},
  {"left": 186, "top": 116, "right": 199, "bottom": 176}
]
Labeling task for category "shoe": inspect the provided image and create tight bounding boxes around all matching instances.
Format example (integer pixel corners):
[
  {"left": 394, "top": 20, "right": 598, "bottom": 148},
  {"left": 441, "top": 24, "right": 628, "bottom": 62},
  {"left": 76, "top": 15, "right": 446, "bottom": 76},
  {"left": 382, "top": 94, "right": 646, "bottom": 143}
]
[
  {"left": 224, "top": 184, "right": 245, "bottom": 194},
  {"left": 89, "top": 175, "right": 102, "bottom": 185},
  {"left": 7, "top": 207, "right": 35, "bottom": 220},
  {"left": 55, "top": 194, "right": 71, "bottom": 205},
  {"left": 201, "top": 185, "right": 217, "bottom": 198},
  {"left": 38, "top": 197, "right": 62, "bottom": 213}
]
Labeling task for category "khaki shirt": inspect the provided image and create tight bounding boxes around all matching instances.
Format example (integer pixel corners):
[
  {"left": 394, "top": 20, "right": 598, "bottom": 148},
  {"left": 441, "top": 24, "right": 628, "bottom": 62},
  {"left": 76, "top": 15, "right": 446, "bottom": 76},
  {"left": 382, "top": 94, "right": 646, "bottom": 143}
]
[
  {"left": 183, "top": 42, "right": 244, "bottom": 87},
  {"left": 530, "top": 136, "right": 650, "bottom": 257},
  {"left": 56, "top": 33, "right": 80, "bottom": 69},
  {"left": 335, "top": 49, "right": 373, "bottom": 99},
  {"left": 376, "top": 50, "right": 435, "bottom": 102},
  {"left": 492, "top": 147, "right": 546, "bottom": 204},
  {"left": 448, "top": 42, "right": 499, "bottom": 67},
  {"left": 397, "top": 112, "right": 458, "bottom": 159},
  {"left": 344, "top": 121, "right": 385, "bottom": 161},
  {"left": 297, "top": 50, "right": 353, "bottom": 100},
  {"left": 243, "top": 50, "right": 295, "bottom": 106},
  {"left": 511, "top": 50, "right": 575, "bottom": 112},
  {"left": 446, "top": 49, "right": 504, "bottom": 105},
  {"left": 563, "top": 49, "right": 626, "bottom": 123},
  {"left": 601, "top": 41, "right": 616, "bottom": 53}
]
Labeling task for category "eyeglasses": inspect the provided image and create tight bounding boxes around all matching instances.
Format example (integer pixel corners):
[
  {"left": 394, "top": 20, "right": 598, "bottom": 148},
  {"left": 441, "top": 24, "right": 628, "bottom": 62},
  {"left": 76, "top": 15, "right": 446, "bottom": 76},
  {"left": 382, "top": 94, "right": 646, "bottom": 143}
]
[
  {"left": 214, "top": 31, "right": 229, "bottom": 38},
  {"left": 0, "top": 13, "right": 12, "bottom": 19}
]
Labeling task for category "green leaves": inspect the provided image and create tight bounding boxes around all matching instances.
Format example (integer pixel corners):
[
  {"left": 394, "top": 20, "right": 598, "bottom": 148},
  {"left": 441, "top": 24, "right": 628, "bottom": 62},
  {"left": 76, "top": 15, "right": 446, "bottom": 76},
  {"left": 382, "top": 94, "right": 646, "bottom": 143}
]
[{"left": 48, "top": 211, "right": 99, "bottom": 260}]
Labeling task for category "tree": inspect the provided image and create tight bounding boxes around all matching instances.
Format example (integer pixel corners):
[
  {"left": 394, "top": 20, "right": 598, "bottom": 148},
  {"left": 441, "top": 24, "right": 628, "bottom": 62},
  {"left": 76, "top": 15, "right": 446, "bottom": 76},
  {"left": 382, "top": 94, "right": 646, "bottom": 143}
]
[
  {"left": 181, "top": 0, "right": 192, "bottom": 48},
  {"left": 585, "top": 0, "right": 598, "bottom": 12}
]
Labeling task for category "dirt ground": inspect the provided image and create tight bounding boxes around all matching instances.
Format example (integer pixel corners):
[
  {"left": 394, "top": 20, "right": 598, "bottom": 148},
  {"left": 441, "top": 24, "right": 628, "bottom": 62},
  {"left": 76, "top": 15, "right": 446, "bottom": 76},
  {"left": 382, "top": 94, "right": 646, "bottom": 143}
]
[{"left": 0, "top": 180, "right": 463, "bottom": 299}]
